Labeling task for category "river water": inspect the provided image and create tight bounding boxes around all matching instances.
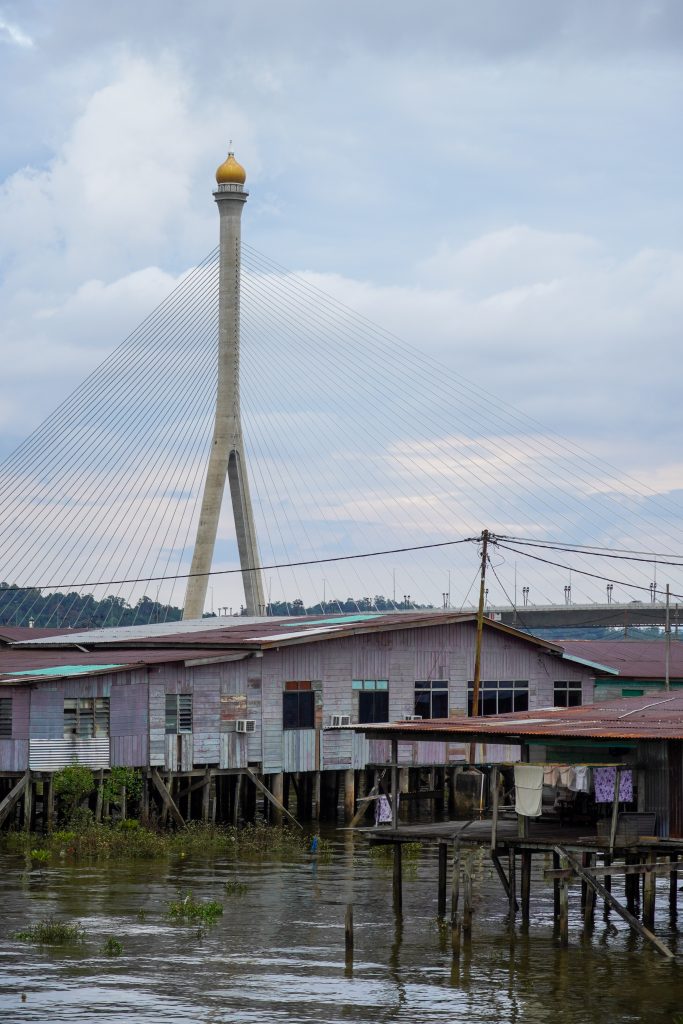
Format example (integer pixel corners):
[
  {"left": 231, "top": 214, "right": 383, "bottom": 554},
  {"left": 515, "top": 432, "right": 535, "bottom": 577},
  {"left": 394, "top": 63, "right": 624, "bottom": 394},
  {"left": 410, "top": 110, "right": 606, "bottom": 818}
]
[{"left": 0, "top": 832, "right": 682, "bottom": 1023}]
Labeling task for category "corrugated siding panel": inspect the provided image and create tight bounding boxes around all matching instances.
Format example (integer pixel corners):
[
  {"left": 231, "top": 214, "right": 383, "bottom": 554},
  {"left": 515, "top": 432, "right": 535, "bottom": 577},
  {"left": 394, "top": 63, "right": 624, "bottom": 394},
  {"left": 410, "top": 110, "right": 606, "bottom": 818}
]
[
  {"left": 220, "top": 733, "right": 248, "bottom": 769},
  {"left": 639, "top": 739, "right": 669, "bottom": 837},
  {"left": 7, "top": 688, "right": 30, "bottom": 740},
  {"left": 29, "top": 687, "right": 62, "bottom": 740},
  {"left": 110, "top": 674, "right": 148, "bottom": 737},
  {"left": 110, "top": 736, "right": 147, "bottom": 767},
  {"left": 669, "top": 741, "right": 683, "bottom": 839},
  {"left": 29, "top": 738, "right": 110, "bottom": 770},
  {"left": 276, "top": 646, "right": 323, "bottom": 680},
  {"left": 351, "top": 641, "right": 390, "bottom": 680},
  {"left": 0, "top": 739, "right": 28, "bottom": 771},
  {"left": 322, "top": 729, "right": 352, "bottom": 769},
  {"left": 352, "top": 732, "right": 370, "bottom": 769},
  {"left": 282, "top": 730, "right": 319, "bottom": 772},
  {"left": 149, "top": 682, "right": 166, "bottom": 766},
  {"left": 415, "top": 651, "right": 448, "bottom": 679}
]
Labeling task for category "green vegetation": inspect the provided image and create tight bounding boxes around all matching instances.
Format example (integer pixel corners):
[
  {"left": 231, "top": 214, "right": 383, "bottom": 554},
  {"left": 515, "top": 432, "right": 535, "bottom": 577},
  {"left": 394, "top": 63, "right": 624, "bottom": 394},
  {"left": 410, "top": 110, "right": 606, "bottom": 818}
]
[
  {"left": 1, "top": 821, "right": 322, "bottom": 863},
  {"left": 102, "top": 937, "right": 123, "bottom": 956},
  {"left": 369, "top": 841, "right": 422, "bottom": 862},
  {"left": 0, "top": 584, "right": 182, "bottom": 628},
  {"left": 168, "top": 891, "right": 223, "bottom": 924},
  {"left": 224, "top": 878, "right": 247, "bottom": 896},
  {"left": 29, "top": 848, "right": 50, "bottom": 864},
  {"left": 53, "top": 765, "right": 95, "bottom": 821},
  {"left": 102, "top": 767, "right": 143, "bottom": 812},
  {"left": 15, "top": 917, "right": 85, "bottom": 946}
]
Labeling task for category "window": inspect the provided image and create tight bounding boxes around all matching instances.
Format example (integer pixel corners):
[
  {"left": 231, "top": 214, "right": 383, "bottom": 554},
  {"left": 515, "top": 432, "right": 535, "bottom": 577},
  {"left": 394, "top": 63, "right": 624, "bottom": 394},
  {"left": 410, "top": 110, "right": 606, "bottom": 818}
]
[
  {"left": 467, "top": 680, "right": 529, "bottom": 717},
  {"left": 0, "top": 697, "right": 11, "bottom": 738},
  {"left": 165, "top": 694, "right": 193, "bottom": 734},
  {"left": 415, "top": 680, "right": 449, "bottom": 719},
  {"left": 63, "top": 698, "right": 109, "bottom": 738},
  {"left": 353, "top": 679, "right": 389, "bottom": 724},
  {"left": 554, "top": 680, "right": 582, "bottom": 707},
  {"left": 283, "top": 681, "right": 315, "bottom": 729}
]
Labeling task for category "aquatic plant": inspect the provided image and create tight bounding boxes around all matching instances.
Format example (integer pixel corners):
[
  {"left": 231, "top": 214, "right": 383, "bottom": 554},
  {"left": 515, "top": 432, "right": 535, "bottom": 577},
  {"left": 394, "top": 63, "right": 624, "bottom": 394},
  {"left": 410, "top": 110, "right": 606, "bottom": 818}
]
[
  {"left": 167, "top": 891, "right": 224, "bottom": 924},
  {"left": 102, "top": 936, "right": 123, "bottom": 956},
  {"left": 15, "top": 917, "right": 85, "bottom": 945},
  {"left": 224, "top": 878, "right": 247, "bottom": 896},
  {"left": 368, "top": 841, "right": 422, "bottom": 862},
  {"left": 29, "top": 848, "right": 50, "bottom": 864}
]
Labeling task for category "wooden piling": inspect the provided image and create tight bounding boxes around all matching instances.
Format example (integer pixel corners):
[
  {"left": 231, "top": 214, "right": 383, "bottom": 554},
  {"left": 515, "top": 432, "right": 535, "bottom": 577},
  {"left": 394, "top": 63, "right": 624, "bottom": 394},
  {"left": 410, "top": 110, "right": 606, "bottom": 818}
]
[
  {"left": 559, "top": 878, "right": 569, "bottom": 947},
  {"left": 140, "top": 770, "right": 149, "bottom": 827},
  {"left": 23, "top": 772, "right": 32, "bottom": 831},
  {"left": 312, "top": 772, "right": 321, "bottom": 821},
  {"left": 670, "top": 853, "right": 678, "bottom": 921},
  {"left": 521, "top": 850, "right": 531, "bottom": 924},
  {"left": 344, "top": 769, "right": 356, "bottom": 823},
  {"left": 95, "top": 769, "right": 104, "bottom": 822},
  {"left": 437, "top": 840, "right": 448, "bottom": 919},
  {"left": 345, "top": 903, "right": 354, "bottom": 961},
  {"left": 201, "top": 769, "right": 212, "bottom": 822},
  {"left": 393, "top": 842, "right": 403, "bottom": 916},
  {"left": 508, "top": 847, "right": 517, "bottom": 924},
  {"left": 271, "top": 772, "right": 284, "bottom": 826},
  {"left": 463, "top": 856, "right": 473, "bottom": 937},
  {"left": 552, "top": 850, "right": 561, "bottom": 922},
  {"left": 643, "top": 853, "right": 656, "bottom": 930},
  {"left": 584, "top": 854, "right": 596, "bottom": 929},
  {"left": 451, "top": 841, "right": 461, "bottom": 955}
]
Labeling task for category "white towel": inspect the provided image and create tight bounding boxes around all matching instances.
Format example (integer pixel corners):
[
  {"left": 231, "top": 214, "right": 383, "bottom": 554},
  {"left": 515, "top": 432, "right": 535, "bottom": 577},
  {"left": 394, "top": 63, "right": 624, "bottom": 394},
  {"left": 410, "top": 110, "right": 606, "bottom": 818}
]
[
  {"left": 570, "top": 765, "right": 591, "bottom": 793},
  {"left": 514, "top": 764, "right": 543, "bottom": 817}
]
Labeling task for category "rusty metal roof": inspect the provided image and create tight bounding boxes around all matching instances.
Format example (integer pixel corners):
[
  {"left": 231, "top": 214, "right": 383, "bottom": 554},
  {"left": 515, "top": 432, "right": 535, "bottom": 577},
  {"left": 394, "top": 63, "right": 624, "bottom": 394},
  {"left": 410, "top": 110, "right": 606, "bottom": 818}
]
[
  {"left": 356, "top": 694, "right": 683, "bottom": 742},
  {"left": 0, "top": 627, "right": 78, "bottom": 644},
  {"left": 561, "top": 639, "right": 683, "bottom": 680},
  {"left": 11, "top": 612, "right": 567, "bottom": 655},
  {"left": 0, "top": 646, "right": 248, "bottom": 684}
]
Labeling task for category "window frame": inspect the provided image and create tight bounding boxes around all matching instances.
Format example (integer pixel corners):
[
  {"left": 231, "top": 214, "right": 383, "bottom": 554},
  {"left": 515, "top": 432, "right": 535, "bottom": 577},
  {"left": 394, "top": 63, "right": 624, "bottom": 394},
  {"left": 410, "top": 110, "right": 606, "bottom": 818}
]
[
  {"left": 0, "top": 697, "right": 11, "bottom": 739},
  {"left": 63, "top": 697, "right": 110, "bottom": 739},
  {"left": 353, "top": 680, "right": 389, "bottom": 724},
  {"left": 553, "top": 680, "right": 583, "bottom": 708},
  {"left": 283, "top": 681, "right": 315, "bottom": 730},
  {"left": 414, "top": 679, "right": 449, "bottom": 719},
  {"left": 467, "top": 680, "right": 529, "bottom": 717},
  {"left": 165, "top": 693, "right": 193, "bottom": 735}
]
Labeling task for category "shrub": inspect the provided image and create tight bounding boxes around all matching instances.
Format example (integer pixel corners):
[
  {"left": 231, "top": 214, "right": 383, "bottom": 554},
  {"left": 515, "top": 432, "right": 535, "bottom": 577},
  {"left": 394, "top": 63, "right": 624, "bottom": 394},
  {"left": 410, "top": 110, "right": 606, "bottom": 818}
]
[
  {"left": 102, "top": 767, "right": 143, "bottom": 812},
  {"left": 102, "top": 937, "right": 123, "bottom": 956},
  {"left": 15, "top": 917, "right": 85, "bottom": 945},
  {"left": 53, "top": 765, "right": 95, "bottom": 820}
]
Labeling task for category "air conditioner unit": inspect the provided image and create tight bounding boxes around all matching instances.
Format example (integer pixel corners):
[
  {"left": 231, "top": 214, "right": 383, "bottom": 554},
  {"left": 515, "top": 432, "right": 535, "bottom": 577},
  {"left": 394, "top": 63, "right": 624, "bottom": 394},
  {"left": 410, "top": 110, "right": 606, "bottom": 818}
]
[
  {"left": 236, "top": 719, "right": 256, "bottom": 734},
  {"left": 330, "top": 714, "right": 351, "bottom": 728},
  {"left": 404, "top": 714, "right": 423, "bottom": 721}
]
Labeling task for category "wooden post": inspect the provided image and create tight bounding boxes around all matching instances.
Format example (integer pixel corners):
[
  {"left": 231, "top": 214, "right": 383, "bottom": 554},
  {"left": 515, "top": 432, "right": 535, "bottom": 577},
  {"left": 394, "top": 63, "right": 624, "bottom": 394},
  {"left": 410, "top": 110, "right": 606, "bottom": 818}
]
[
  {"left": 447, "top": 768, "right": 456, "bottom": 816},
  {"left": 584, "top": 854, "right": 596, "bottom": 929},
  {"left": 312, "top": 771, "right": 321, "bottom": 820},
  {"left": 45, "top": 774, "right": 55, "bottom": 834},
  {"left": 609, "top": 766, "right": 622, "bottom": 853},
  {"left": 521, "top": 850, "right": 532, "bottom": 924},
  {"left": 150, "top": 768, "right": 186, "bottom": 829},
  {"left": 201, "top": 769, "right": 212, "bottom": 822},
  {"left": 140, "top": 769, "right": 150, "bottom": 826},
  {"left": 508, "top": 847, "right": 517, "bottom": 924},
  {"left": 553, "top": 850, "right": 561, "bottom": 923},
  {"left": 232, "top": 773, "right": 242, "bottom": 826},
  {"left": 393, "top": 842, "right": 403, "bottom": 916},
  {"left": 270, "top": 772, "right": 284, "bottom": 826},
  {"left": 344, "top": 769, "right": 356, "bottom": 823},
  {"left": 120, "top": 785, "right": 127, "bottom": 821},
  {"left": 559, "top": 878, "right": 569, "bottom": 947},
  {"left": 243, "top": 768, "right": 302, "bottom": 829},
  {"left": 390, "top": 740, "right": 399, "bottom": 829},
  {"left": 603, "top": 854, "right": 612, "bottom": 919},
  {"left": 463, "top": 855, "right": 473, "bottom": 937},
  {"left": 451, "top": 841, "right": 461, "bottom": 955},
  {"left": 345, "top": 903, "right": 354, "bottom": 965},
  {"left": 490, "top": 766, "right": 499, "bottom": 852},
  {"left": 438, "top": 841, "right": 448, "bottom": 919},
  {"left": 95, "top": 769, "right": 104, "bottom": 822},
  {"left": 670, "top": 853, "right": 678, "bottom": 921},
  {"left": 23, "top": 772, "right": 32, "bottom": 831},
  {"left": 643, "top": 852, "right": 656, "bottom": 930}
]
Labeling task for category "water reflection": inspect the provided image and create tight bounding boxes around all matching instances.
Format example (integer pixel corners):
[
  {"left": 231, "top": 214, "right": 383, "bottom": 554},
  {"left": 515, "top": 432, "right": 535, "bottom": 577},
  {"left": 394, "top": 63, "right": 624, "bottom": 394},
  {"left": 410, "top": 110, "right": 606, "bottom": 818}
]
[{"left": 0, "top": 833, "right": 682, "bottom": 1022}]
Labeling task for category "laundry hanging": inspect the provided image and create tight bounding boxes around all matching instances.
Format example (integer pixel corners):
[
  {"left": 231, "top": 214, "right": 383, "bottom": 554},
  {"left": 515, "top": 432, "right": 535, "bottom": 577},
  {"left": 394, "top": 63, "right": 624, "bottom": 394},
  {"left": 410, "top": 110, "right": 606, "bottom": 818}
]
[
  {"left": 594, "top": 766, "right": 633, "bottom": 803},
  {"left": 514, "top": 764, "right": 544, "bottom": 817}
]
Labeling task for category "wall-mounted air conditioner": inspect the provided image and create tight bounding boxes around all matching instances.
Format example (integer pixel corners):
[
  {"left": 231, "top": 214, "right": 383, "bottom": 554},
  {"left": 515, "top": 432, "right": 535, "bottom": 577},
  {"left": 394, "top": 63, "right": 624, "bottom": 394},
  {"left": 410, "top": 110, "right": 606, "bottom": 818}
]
[
  {"left": 236, "top": 719, "right": 256, "bottom": 734},
  {"left": 404, "top": 715, "right": 423, "bottom": 721},
  {"left": 330, "top": 714, "right": 351, "bottom": 728}
]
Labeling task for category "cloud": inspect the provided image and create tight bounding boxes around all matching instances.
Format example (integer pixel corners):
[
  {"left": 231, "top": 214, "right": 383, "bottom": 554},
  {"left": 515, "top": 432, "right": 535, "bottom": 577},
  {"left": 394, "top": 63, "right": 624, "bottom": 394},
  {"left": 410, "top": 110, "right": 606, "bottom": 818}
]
[{"left": 0, "top": 16, "right": 33, "bottom": 48}]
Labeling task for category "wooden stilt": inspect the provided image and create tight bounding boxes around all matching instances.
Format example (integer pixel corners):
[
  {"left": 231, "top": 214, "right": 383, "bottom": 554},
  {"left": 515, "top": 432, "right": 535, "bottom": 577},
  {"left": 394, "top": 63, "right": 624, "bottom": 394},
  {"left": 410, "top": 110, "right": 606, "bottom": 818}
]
[
  {"left": 95, "top": 769, "right": 104, "bottom": 822},
  {"left": 140, "top": 770, "right": 149, "bottom": 827},
  {"left": 201, "top": 769, "right": 212, "bottom": 822},
  {"left": 345, "top": 903, "right": 354, "bottom": 965},
  {"left": 232, "top": 774, "right": 242, "bottom": 826},
  {"left": 270, "top": 772, "right": 284, "bottom": 826},
  {"left": 150, "top": 768, "right": 186, "bottom": 829},
  {"left": 553, "top": 850, "right": 561, "bottom": 923},
  {"left": 584, "top": 854, "right": 596, "bottom": 929},
  {"left": 23, "top": 772, "right": 32, "bottom": 831},
  {"left": 438, "top": 840, "right": 448, "bottom": 919},
  {"left": 45, "top": 774, "right": 55, "bottom": 834},
  {"left": 244, "top": 767, "right": 302, "bottom": 829},
  {"left": 390, "top": 740, "right": 399, "bottom": 829},
  {"left": 393, "top": 842, "right": 403, "bottom": 916},
  {"left": 463, "top": 855, "right": 473, "bottom": 937},
  {"left": 508, "top": 847, "right": 517, "bottom": 924},
  {"left": 643, "top": 852, "right": 656, "bottom": 930},
  {"left": 559, "top": 878, "right": 569, "bottom": 947},
  {"left": 451, "top": 841, "right": 461, "bottom": 955},
  {"left": 521, "top": 850, "right": 531, "bottom": 924},
  {"left": 312, "top": 772, "right": 321, "bottom": 820},
  {"left": 344, "top": 769, "right": 355, "bottom": 823},
  {"left": 670, "top": 853, "right": 678, "bottom": 921}
]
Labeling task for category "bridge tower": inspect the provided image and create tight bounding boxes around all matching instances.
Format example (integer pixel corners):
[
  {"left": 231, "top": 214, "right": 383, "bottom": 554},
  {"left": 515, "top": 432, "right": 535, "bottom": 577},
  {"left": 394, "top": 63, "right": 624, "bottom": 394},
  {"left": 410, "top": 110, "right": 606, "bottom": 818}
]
[{"left": 183, "top": 150, "right": 266, "bottom": 619}]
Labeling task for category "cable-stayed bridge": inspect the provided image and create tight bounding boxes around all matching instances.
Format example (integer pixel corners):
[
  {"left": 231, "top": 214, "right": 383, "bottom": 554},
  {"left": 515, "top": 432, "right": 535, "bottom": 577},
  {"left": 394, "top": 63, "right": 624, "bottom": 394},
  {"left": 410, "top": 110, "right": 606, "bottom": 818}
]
[{"left": 1, "top": 149, "right": 683, "bottom": 629}]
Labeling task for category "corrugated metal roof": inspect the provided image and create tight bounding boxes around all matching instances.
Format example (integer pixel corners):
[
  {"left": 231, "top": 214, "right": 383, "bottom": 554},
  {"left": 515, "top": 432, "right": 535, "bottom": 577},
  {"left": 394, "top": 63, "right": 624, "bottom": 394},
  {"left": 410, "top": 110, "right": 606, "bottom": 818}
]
[
  {"left": 561, "top": 639, "right": 683, "bottom": 680},
  {"left": 7, "top": 664, "right": 123, "bottom": 678},
  {"left": 356, "top": 694, "right": 683, "bottom": 741},
  {"left": 0, "top": 646, "right": 249, "bottom": 684},
  {"left": 0, "top": 627, "right": 78, "bottom": 643},
  {"left": 14, "top": 616, "right": 276, "bottom": 647}
]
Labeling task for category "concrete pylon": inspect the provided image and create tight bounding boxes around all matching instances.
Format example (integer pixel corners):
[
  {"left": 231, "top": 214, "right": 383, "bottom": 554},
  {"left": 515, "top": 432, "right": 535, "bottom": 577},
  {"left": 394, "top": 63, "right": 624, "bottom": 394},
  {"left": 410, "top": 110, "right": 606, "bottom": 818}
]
[{"left": 183, "top": 152, "right": 266, "bottom": 619}]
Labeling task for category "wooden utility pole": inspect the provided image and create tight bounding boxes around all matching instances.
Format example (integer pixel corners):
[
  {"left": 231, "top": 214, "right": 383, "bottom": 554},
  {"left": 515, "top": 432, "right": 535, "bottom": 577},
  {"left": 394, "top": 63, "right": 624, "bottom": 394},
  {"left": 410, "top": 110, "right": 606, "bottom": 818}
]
[
  {"left": 471, "top": 529, "right": 489, "bottom": 717},
  {"left": 665, "top": 583, "right": 671, "bottom": 691}
]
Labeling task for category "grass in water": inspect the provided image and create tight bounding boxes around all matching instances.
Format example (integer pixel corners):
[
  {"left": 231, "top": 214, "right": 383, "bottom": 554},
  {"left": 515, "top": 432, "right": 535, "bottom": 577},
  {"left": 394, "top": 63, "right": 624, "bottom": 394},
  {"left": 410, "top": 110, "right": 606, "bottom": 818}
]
[
  {"left": 15, "top": 917, "right": 85, "bottom": 946},
  {"left": 167, "top": 891, "right": 224, "bottom": 925},
  {"left": 368, "top": 841, "right": 422, "bottom": 862},
  {"left": 224, "top": 878, "right": 247, "bottom": 896},
  {"left": 102, "top": 937, "right": 123, "bottom": 956}
]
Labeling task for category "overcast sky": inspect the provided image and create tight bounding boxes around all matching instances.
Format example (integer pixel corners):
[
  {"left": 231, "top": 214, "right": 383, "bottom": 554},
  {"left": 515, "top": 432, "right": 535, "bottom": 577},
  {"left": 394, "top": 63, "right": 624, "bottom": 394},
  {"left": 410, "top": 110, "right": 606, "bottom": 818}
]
[{"left": 1, "top": 1, "right": 682, "bottom": 611}]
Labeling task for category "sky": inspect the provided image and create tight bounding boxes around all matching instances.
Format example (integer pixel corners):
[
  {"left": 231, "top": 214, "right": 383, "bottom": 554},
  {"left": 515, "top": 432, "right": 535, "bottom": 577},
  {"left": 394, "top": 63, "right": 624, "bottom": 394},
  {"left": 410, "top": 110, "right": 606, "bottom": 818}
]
[{"left": 1, "top": 1, "right": 682, "bottom": 614}]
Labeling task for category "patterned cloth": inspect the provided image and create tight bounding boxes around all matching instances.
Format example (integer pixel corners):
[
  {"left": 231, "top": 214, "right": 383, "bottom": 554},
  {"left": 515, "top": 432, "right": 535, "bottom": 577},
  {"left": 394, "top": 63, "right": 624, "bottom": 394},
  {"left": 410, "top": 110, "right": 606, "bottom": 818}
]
[
  {"left": 375, "top": 794, "right": 399, "bottom": 824},
  {"left": 594, "top": 766, "right": 633, "bottom": 803}
]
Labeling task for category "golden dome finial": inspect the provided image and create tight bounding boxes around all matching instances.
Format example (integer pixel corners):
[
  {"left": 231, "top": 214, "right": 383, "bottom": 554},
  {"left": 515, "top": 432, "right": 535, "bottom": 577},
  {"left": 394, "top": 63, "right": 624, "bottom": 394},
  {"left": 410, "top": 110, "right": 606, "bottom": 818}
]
[{"left": 216, "top": 145, "right": 246, "bottom": 185}]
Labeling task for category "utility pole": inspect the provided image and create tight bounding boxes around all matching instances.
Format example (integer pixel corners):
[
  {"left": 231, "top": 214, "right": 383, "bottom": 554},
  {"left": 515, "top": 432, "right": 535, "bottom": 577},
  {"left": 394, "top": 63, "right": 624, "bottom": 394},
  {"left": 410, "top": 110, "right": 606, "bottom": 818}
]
[
  {"left": 665, "top": 583, "right": 671, "bottom": 691},
  {"left": 471, "top": 529, "right": 489, "bottom": 717}
]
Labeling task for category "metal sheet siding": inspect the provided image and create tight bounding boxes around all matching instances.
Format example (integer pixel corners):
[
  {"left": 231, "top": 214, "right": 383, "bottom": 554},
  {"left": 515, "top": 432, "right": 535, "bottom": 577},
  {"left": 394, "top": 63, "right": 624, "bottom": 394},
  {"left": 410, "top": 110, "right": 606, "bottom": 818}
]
[
  {"left": 282, "top": 729, "right": 319, "bottom": 772},
  {"left": 0, "top": 740, "right": 28, "bottom": 771},
  {"left": 29, "top": 738, "right": 110, "bottom": 770},
  {"left": 639, "top": 739, "right": 669, "bottom": 837},
  {"left": 29, "top": 687, "right": 62, "bottom": 740},
  {"left": 219, "top": 733, "right": 248, "bottom": 769},
  {"left": 110, "top": 736, "right": 147, "bottom": 767}
]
